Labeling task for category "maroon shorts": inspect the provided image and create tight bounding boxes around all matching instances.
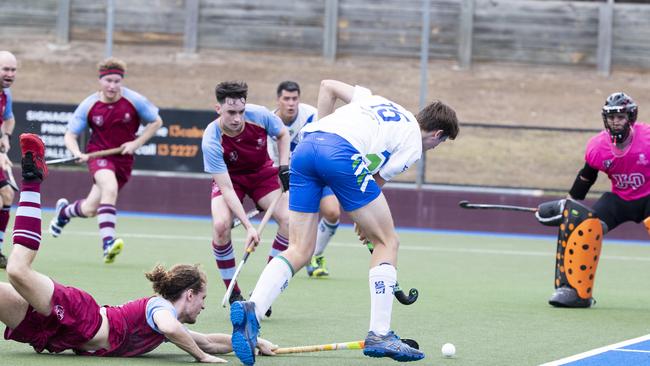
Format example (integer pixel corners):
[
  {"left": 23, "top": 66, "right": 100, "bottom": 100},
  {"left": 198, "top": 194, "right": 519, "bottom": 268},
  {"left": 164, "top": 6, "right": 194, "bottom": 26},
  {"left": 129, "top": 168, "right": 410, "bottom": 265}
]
[
  {"left": 211, "top": 164, "right": 280, "bottom": 203},
  {"left": 88, "top": 156, "right": 133, "bottom": 190},
  {"left": 4, "top": 281, "right": 103, "bottom": 354},
  {"left": 0, "top": 168, "right": 6, "bottom": 187}
]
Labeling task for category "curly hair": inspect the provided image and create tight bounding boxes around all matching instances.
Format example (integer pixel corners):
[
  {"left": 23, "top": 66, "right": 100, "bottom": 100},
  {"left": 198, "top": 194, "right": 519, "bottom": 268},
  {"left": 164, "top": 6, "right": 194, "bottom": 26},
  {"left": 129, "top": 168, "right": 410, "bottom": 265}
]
[
  {"left": 215, "top": 81, "right": 248, "bottom": 104},
  {"left": 145, "top": 264, "right": 207, "bottom": 301},
  {"left": 416, "top": 101, "right": 459, "bottom": 140}
]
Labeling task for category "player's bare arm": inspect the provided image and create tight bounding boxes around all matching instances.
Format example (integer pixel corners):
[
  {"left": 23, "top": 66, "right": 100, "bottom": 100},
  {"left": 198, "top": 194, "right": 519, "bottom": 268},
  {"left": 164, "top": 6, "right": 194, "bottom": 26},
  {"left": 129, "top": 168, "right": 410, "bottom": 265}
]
[
  {"left": 153, "top": 310, "right": 226, "bottom": 363},
  {"left": 121, "top": 116, "right": 163, "bottom": 155},
  {"left": 212, "top": 172, "right": 260, "bottom": 247},
  {"left": 316, "top": 79, "right": 355, "bottom": 119},
  {"left": 0, "top": 116, "right": 14, "bottom": 152},
  {"left": 189, "top": 331, "right": 278, "bottom": 356},
  {"left": 274, "top": 126, "right": 290, "bottom": 167},
  {"left": 63, "top": 130, "right": 89, "bottom": 162}
]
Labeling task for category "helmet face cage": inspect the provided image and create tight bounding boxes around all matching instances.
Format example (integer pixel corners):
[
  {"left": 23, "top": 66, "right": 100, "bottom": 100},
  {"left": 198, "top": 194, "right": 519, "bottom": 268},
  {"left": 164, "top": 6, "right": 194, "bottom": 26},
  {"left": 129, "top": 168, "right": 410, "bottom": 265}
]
[{"left": 601, "top": 92, "right": 638, "bottom": 144}]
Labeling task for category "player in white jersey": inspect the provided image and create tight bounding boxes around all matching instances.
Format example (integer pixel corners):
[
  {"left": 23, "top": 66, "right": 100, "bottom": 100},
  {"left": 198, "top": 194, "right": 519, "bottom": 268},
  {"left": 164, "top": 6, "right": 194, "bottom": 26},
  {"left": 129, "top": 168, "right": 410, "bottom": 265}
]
[
  {"left": 268, "top": 81, "right": 339, "bottom": 278},
  {"left": 230, "top": 80, "right": 459, "bottom": 365}
]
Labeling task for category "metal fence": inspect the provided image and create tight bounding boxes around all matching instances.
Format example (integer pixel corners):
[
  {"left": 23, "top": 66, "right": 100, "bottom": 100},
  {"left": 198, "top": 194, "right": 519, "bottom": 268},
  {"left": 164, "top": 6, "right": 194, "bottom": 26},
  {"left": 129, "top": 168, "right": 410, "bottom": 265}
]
[{"left": 2, "top": 0, "right": 650, "bottom": 74}]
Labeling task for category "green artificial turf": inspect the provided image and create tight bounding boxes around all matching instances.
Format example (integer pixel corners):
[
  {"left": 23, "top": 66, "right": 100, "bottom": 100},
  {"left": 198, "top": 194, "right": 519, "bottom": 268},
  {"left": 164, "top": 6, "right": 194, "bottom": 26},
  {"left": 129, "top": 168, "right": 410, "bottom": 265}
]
[{"left": 1, "top": 213, "right": 649, "bottom": 366}]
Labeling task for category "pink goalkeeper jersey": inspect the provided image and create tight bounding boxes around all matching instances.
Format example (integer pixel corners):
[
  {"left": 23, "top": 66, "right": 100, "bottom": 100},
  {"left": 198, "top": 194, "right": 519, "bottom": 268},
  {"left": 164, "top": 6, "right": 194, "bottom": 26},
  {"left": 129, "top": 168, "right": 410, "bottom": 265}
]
[{"left": 585, "top": 122, "right": 650, "bottom": 201}]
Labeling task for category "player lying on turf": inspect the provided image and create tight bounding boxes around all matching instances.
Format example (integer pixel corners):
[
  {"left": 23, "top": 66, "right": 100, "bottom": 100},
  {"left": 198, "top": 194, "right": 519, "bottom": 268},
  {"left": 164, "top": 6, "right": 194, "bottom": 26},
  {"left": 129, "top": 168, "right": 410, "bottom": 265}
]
[
  {"left": 229, "top": 80, "right": 459, "bottom": 365},
  {"left": 536, "top": 92, "right": 648, "bottom": 308},
  {"left": 0, "top": 134, "right": 277, "bottom": 362}
]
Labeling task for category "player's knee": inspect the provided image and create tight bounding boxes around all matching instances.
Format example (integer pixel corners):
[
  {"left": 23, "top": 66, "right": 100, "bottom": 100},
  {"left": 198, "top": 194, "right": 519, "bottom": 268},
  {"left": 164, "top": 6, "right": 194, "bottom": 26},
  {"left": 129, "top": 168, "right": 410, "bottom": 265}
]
[
  {"left": 212, "top": 220, "right": 231, "bottom": 240},
  {"left": 5, "top": 259, "right": 28, "bottom": 284},
  {"left": 0, "top": 186, "right": 14, "bottom": 203},
  {"left": 321, "top": 207, "right": 340, "bottom": 223}
]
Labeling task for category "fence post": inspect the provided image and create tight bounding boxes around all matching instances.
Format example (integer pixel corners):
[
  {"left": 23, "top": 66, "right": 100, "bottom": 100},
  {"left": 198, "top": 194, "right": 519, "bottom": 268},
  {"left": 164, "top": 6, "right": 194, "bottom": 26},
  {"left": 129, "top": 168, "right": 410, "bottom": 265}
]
[
  {"left": 323, "top": 0, "right": 339, "bottom": 62},
  {"left": 416, "top": 0, "right": 431, "bottom": 188},
  {"left": 457, "top": 0, "right": 475, "bottom": 70},
  {"left": 55, "top": 0, "right": 70, "bottom": 45},
  {"left": 596, "top": 0, "right": 614, "bottom": 76},
  {"left": 183, "top": 0, "right": 200, "bottom": 54},
  {"left": 105, "top": 0, "right": 115, "bottom": 57}
]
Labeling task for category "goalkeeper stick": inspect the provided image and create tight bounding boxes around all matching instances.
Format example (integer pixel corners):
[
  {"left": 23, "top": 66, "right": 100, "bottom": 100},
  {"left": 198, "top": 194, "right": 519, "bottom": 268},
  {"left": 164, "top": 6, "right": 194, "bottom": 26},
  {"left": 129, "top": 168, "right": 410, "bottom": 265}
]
[
  {"left": 458, "top": 200, "right": 537, "bottom": 213},
  {"left": 221, "top": 192, "right": 284, "bottom": 307},
  {"left": 46, "top": 146, "right": 125, "bottom": 165}
]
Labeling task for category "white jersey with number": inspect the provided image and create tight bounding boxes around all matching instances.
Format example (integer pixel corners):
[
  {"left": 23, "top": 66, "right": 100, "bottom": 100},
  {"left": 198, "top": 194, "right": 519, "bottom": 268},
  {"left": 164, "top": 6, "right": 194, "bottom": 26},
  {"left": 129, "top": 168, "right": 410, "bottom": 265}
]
[
  {"left": 301, "top": 86, "right": 422, "bottom": 181},
  {"left": 267, "top": 103, "right": 317, "bottom": 165}
]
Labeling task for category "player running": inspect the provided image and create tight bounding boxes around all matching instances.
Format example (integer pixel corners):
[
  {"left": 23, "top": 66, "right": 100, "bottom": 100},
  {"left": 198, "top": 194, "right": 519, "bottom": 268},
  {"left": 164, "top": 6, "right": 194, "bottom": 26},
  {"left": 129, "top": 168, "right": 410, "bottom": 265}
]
[
  {"left": 202, "top": 81, "right": 290, "bottom": 312},
  {"left": 268, "top": 80, "right": 339, "bottom": 278},
  {"left": 230, "top": 80, "right": 459, "bottom": 365},
  {"left": 536, "top": 92, "right": 650, "bottom": 308},
  {"left": 48, "top": 57, "right": 163, "bottom": 264},
  {"left": 1, "top": 133, "right": 278, "bottom": 362},
  {"left": 0, "top": 51, "right": 18, "bottom": 269}
]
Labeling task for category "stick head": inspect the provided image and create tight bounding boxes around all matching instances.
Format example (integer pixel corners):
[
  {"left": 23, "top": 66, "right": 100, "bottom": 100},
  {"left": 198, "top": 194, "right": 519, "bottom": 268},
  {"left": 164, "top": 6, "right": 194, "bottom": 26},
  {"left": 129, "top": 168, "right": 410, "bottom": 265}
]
[{"left": 458, "top": 200, "right": 470, "bottom": 208}]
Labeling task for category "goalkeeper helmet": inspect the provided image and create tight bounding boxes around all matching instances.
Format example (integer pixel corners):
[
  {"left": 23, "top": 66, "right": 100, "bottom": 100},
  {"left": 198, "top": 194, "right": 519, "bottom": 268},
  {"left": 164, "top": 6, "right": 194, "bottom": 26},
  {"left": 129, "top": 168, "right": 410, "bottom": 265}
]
[{"left": 601, "top": 92, "right": 638, "bottom": 144}]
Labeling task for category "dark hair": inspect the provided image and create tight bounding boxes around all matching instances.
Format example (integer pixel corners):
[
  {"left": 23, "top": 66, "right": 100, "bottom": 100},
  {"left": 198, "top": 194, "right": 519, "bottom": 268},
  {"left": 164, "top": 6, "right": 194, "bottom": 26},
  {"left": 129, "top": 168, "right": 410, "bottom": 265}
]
[
  {"left": 276, "top": 80, "right": 301, "bottom": 97},
  {"left": 215, "top": 81, "right": 248, "bottom": 104},
  {"left": 145, "top": 264, "right": 207, "bottom": 301},
  {"left": 416, "top": 101, "right": 459, "bottom": 140}
]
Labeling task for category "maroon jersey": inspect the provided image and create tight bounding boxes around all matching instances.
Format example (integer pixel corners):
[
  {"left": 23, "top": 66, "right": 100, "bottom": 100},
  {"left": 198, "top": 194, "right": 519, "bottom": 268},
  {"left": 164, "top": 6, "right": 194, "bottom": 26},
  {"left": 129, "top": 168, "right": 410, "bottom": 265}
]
[
  {"left": 68, "top": 87, "right": 160, "bottom": 164},
  {"left": 222, "top": 121, "right": 274, "bottom": 175},
  {"left": 81, "top": 297, "right": 166, "bottom": 357}
]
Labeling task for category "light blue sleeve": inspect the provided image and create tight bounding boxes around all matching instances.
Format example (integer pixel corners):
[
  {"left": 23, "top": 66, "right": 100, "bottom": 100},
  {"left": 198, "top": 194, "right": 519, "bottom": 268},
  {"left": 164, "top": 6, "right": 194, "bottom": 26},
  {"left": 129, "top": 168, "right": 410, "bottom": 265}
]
[
  {"left": 122, "top": 87, "right": 160, "bottom": 124},
  {"left": 244, "top": 104, "right": 284, "bottom": 138},
  {"left": 3, "top": 88, "right": 13, "bottom": 121},
  {"left": 67, "top": 94, "right": 99, "bottom": 135},
  {"left": 145, "top": 297, "right": 178, "bottom": 334},
  {"left": 201, "top": 121, "right": 227, "bottom": 174}
]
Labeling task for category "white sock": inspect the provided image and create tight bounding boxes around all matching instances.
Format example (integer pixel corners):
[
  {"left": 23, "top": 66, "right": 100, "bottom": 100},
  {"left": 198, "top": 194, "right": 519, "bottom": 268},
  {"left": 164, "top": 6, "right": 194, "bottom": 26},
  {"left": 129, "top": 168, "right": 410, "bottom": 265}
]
[
  {"left": 368, "top": 264, "right": 396, "bottom": 336},
  {"left": 250, "top": 256, "right": 294, "bottom": 321},
  {"left": 314, "top": 218, "right": 339, "bottom": 256}
]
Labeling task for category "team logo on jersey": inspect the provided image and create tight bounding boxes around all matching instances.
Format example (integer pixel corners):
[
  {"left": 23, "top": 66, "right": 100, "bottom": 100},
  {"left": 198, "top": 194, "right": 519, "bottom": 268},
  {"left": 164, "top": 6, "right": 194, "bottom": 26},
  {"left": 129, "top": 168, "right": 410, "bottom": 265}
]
[
  {"left": 603, "top": 160, "right": 612, "bottom": 169},
  {"left": 97, "top": 159, "right": 108, "bottom": 167},
  {"left": 123, "top": 112, "right": 132, "bottom": 123},
  {"left": 229, "top": 151, "right": 238, "bottom": 162},
  {"left": 92, "top": 115, "right": 104, "bottom": 126},
  {"left": 256, "top": 138, "right": 265, "bottom": 149},
  {"left": 54, "top": 305, "right": 65, "bottom": 320},
  {"left": 637, "top": 153, "right": 648, "bottom": 166}
]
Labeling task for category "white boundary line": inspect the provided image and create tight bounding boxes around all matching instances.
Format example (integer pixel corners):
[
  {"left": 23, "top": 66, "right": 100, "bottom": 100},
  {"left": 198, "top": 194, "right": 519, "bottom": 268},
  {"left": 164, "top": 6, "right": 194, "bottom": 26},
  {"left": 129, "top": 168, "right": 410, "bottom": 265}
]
[
  {"left": 57, "top": 230, "right": 650, "bottom": 262},
  {"left": 539, "top": 334, "right": 650, "bottom": 366}
]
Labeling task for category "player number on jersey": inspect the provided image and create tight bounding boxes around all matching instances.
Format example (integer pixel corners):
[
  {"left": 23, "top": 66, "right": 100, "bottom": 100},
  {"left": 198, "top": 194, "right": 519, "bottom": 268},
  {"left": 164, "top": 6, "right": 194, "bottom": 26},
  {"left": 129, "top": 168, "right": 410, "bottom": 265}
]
[{"left": 370, "top": 103, "right": 411, "bottom": 123}]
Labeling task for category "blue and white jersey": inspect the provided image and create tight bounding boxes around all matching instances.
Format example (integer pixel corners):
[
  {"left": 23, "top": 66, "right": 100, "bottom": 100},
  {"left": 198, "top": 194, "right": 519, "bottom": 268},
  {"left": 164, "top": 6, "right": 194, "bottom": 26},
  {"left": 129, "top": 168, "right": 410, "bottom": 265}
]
[
  {"left": 267, "top": 102, "right": 317, "bottom": 165},
  {"left": 1, "top": 88, "right": 13, "bottom": 122},
  {"left": 301, "top": 86, "right": 422, "bottom": 182},
  {"left": 202, "top": 103, "right": 284, "bottom": 174},
  {"left": 145, "top": 296, "right": 178, "bottom": 334}
]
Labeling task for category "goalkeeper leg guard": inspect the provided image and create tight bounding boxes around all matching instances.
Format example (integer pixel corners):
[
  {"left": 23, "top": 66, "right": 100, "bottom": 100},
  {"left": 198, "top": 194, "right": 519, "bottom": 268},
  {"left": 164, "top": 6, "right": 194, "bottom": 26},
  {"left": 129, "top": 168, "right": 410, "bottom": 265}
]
[{"left": 548, "top": 199, "right": 603, "bottom": 308}]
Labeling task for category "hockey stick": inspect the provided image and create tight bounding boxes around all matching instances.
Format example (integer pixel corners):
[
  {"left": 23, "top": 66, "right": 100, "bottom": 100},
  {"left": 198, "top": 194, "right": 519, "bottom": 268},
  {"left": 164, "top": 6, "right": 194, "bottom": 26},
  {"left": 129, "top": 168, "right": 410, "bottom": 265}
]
[
  {"left": 365, "top": 241, "right": 419, "bottom": 305},
  {"left": 274, "top": 338, "right": 420, "bottom": 354},
  {"left": 46, "top": 146, "right": 125, "bottom": 165},
  {"left": 458, "top": 200, "right": 537, "bottom": 213},
  {"left": 5, "top": 167, "right": 18, "bottom": 191},
  {"left": 221, "top": 192, "right": 284, "bottom": 307},
  {"left": 231, "top": 209, "right": 261, "bottom": 229}
]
